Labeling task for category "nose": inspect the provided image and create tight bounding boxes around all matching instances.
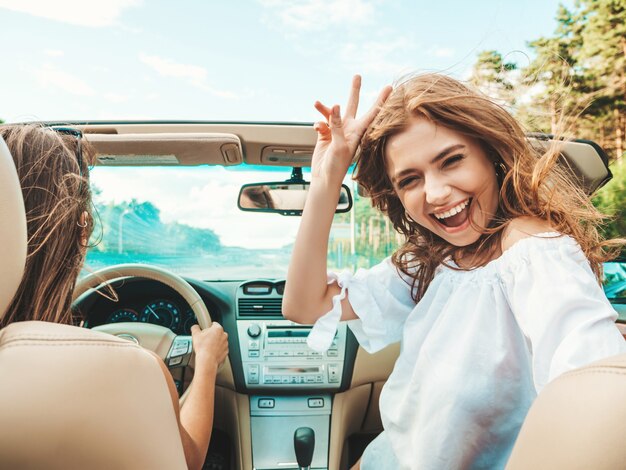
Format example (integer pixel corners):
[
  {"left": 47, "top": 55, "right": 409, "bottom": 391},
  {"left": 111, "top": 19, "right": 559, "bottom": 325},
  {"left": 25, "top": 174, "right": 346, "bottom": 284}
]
[{"left": 424, "top": 174, "right": 452, "bottom": 206}]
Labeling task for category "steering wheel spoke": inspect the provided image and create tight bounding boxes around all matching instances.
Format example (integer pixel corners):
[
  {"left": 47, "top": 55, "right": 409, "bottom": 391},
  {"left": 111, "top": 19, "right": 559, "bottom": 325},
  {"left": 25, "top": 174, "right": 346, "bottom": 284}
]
[{"left": 165, "top": 335, "right": 193, "bottom": 369}]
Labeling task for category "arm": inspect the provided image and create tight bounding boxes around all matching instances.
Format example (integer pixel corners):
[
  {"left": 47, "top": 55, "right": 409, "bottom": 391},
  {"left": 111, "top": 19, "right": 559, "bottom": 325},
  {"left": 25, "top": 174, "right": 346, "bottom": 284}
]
[
  {"left": 283, "top": 75, "right": 392, "bottom": 325},
  {"left": 502, "top": 233, "right": 625, "bottom": 392},
  {"left": 178, "top": 323, "right": 229, "bottom": 470}
]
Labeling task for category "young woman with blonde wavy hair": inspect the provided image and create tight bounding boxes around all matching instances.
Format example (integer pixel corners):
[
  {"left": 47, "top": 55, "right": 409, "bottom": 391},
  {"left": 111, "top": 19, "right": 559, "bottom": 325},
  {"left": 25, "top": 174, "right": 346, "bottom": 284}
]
[
  {"left": 0, "top": 124, "right": 228, "bottom": 470},
  {"left": 283, "top": 74, "right": 626, "bottom": 469}
]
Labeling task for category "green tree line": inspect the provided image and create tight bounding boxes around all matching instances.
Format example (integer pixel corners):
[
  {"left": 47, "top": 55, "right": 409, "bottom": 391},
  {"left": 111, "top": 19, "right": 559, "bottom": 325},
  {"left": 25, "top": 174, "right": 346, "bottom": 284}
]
[
  {"left": 470, "top": 0, "right": 625, "bottom": 253},
  {"left": 90, "top": 196, "right": 221, "bottom": 256},
  {"left": 471, "top": 0, "right": 625, "bottom": 160}
]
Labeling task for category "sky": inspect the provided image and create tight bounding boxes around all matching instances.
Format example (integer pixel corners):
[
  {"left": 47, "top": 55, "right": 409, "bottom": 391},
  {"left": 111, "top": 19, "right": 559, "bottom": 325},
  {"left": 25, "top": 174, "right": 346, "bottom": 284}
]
[
  {"left": 0, "top": 0, "right": 574, "bottom": 251},
  {"left": 0, "top": 0, "right": 573, "bottom": 123}
]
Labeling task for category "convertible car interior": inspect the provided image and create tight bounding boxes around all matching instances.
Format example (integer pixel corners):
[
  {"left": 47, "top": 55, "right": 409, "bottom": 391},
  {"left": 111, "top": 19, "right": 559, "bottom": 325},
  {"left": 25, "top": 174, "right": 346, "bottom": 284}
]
[{"left": 0, "top": 122, "right": 625, "bottom": 470}]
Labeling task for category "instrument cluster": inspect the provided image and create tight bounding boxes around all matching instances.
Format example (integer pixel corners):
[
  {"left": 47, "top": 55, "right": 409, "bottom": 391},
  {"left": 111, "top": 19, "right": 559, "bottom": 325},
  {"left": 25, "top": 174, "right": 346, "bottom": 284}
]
[{"left": 106, "top": 298, "right": 198, "bottom": 335}]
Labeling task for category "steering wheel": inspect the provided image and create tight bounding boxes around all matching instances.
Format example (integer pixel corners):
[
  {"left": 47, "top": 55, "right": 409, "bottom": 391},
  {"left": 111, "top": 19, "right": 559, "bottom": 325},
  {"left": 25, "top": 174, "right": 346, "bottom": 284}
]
[{"left": 72, "top": 263, "right": 211, "bottom": 369}]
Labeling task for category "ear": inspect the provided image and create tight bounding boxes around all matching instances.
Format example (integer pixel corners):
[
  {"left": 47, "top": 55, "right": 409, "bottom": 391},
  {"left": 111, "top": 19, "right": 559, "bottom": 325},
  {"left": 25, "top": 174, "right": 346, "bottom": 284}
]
[{"left": 79, "top": 211, "right": 89, "bottom": 246}]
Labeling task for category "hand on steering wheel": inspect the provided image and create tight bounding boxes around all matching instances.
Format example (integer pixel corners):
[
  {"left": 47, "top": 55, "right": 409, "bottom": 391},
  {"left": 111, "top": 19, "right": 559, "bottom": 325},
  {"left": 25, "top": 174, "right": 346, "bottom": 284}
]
[{"left": 72, "top": 263, "right": 214, "bottom": 370}]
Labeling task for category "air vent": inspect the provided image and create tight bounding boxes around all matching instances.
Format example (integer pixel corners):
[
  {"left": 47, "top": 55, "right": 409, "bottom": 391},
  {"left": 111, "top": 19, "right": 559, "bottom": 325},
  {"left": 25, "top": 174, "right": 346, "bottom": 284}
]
[{"left": 238, "top": 298, "right": 283, "bottom": 317}]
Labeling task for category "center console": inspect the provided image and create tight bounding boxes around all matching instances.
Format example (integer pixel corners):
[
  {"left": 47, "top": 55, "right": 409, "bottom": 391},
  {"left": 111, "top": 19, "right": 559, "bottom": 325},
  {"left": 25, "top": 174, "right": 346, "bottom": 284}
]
[
  {"left": 249, "top": 394, "right": 332, "bottom": 470},
  {"left": 237, "top": 320, "right": 348, "bottom": 390},
  {"left": 235, "top": 281, "right": 352, "bottom": 470}
]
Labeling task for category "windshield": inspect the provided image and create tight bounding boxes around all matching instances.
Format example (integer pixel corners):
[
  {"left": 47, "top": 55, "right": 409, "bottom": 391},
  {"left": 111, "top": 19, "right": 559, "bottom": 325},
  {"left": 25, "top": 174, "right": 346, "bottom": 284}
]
[{"left": 86, "top": 165, "right": 397, "bottom": 280}]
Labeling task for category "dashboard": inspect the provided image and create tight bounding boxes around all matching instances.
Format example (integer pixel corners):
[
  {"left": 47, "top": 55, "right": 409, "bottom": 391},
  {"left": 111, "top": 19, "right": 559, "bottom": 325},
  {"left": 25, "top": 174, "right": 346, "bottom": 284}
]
[
  {"left": 81, "top": 278, "right": 201, "bottom": 335},
  {"left": 77, "top": 275, "right": 358, "bottom": 394}
]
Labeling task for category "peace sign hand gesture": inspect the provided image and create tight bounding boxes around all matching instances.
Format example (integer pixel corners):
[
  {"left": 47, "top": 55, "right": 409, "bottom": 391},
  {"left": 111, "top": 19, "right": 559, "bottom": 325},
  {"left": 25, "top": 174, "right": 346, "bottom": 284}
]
[{"left": 311, "top": 75, "right": 392, "bottom": 187}]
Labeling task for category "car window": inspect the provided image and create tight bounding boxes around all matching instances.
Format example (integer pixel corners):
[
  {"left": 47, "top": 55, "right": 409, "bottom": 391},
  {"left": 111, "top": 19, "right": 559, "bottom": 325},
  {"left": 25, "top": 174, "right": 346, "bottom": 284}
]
[{"left": 85, "top": 165, "right": 399, "bottom": 280}]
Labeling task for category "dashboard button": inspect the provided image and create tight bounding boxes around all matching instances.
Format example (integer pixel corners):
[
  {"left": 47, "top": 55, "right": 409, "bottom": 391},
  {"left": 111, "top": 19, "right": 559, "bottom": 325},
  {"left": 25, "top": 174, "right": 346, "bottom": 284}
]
[
  {"left": 258, "top": 398, "right": 275, "bottom": 408},
  {"left": 308, "top": 398, "right": 324, "bottom": 408},
  {"left": 247, "top": 323, "right": 262, "bottom": 338},
  {"left": 328, "top": 364, "right": 340, "bottom": 383},
  {"left": 168, "top": 356, "right": 183, "bottom": 366}
]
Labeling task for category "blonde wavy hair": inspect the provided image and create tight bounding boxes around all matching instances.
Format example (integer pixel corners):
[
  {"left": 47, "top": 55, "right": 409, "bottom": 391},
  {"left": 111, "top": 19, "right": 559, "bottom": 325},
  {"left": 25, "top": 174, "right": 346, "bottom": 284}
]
[
  {"left": 356, "top": 73, "right": 621, "bottom": 302},
  {"left": 0, "top": 124, "right": 94, "bottom": 327}
]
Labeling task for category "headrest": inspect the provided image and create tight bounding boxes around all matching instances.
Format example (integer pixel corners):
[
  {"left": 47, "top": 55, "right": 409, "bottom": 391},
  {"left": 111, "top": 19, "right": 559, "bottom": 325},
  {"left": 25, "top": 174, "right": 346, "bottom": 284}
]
[
  {"left": 528, "top": 136, "right": 612, "bottom": 195},
  {"left": 0, "top": 136, "right": 27, "bottom": 320}
]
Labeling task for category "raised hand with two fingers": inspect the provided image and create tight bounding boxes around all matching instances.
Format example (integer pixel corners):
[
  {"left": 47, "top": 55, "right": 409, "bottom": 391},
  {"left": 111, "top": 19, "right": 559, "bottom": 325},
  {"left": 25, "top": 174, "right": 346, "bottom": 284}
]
[{"left": 311, "top": 75, "right": 392, "bottom": 186}]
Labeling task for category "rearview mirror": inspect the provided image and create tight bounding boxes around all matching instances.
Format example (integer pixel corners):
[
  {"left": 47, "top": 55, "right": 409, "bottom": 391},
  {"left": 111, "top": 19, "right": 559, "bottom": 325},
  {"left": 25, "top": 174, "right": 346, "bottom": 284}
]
[{"left": 238, "top": 182, "right": 352, "bottom": 216}]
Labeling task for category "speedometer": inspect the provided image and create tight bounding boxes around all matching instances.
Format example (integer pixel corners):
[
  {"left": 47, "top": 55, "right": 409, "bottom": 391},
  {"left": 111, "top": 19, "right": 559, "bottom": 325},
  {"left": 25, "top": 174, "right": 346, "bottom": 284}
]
[
  {"left": 184, "top": 309, "right": 198, "bottom": 334},
  {"left": 108, "top": 309, "right": 138, "bottom": 323},
  {"left": 140, "top": 300, "right": 181, "bottom": 331}
]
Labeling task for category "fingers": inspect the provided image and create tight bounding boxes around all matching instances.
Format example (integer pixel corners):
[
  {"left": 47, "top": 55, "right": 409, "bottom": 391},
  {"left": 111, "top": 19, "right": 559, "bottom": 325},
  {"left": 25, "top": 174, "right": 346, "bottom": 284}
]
[
  {"left": 345, "top": 74, "right": 361, "bottom": 119},
  {"left": 209, "top": 322, "right": 224, "bottom": 332},
  {"left": 315, "top": 74, "right": 361, "bottom": 121},
  {"left": 191, "top": 322, "right": 227, "bottom": 341},
  {"left": 361, "top": 84, "right": 393, "bottom": 125},
  {"left": 313, "top": 121, "right": 330, "bottom": 137},
  {"left": 328, "top": 105, "right": 347, "bottom": 146}
]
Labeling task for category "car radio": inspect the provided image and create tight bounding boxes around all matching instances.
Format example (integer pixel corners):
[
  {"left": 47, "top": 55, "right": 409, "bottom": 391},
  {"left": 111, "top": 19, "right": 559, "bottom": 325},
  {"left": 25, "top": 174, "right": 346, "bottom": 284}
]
[{"left": 237, "top": 319, "right": 347, "bottom": 389}]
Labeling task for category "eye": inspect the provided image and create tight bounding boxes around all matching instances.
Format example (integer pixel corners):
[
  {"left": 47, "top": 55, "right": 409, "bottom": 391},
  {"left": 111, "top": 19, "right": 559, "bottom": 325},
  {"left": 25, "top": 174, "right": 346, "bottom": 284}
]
[
  {"left": 442, "top": 154, "right": 464, "bottom": 167},
  {"left": 397, "top": 175, "right": 421, "bottom": 189}
]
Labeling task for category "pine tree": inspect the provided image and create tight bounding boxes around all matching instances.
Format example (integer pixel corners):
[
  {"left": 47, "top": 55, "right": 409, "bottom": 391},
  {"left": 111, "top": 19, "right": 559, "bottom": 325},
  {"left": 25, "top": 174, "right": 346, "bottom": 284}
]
[
  {"left": 469, "top": 50, "right": 517, "bottom": 109},
  {"left": 519, "top": 5, "right": 586, "bottom": 135},
  {"left": 579, "top": 0, "right": 626, "bottom": 160}
]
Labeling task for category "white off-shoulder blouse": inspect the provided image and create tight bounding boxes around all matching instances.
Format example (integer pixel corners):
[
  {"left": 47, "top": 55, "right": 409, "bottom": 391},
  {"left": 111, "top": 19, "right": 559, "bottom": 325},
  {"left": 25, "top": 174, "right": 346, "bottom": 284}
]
[{"left": 306, "top": 233, "right": 626, "bottom": 470}]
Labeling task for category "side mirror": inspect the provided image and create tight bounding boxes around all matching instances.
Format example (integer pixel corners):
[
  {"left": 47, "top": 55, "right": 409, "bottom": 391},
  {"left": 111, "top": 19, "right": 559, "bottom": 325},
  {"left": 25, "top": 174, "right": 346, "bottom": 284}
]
[{"left": 238, "top": 182, "right": 352, "bottom": 216}]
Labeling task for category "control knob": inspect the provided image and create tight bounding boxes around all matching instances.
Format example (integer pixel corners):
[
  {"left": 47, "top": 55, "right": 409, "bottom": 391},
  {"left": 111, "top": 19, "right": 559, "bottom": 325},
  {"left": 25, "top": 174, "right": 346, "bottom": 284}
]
[{"left": 247, "top": 323, "right": 262, "bottom": 338}]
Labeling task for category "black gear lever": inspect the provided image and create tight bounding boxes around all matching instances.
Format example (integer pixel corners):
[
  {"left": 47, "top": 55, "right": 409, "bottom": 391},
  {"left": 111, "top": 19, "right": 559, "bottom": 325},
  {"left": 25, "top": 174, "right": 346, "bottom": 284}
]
[{"left": 294, "top": 426, "right": 315, "bottom": 470}]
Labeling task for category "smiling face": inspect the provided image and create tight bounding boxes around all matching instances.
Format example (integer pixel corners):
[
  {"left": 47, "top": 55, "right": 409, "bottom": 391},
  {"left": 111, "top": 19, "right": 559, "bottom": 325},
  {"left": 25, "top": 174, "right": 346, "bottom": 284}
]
[{"left": 385, "top": 117, "right": 500, "bottom": 247}]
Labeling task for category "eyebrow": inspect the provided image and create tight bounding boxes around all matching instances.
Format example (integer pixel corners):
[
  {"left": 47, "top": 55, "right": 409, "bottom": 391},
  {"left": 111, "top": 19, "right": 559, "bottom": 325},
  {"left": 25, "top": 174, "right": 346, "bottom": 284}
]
[{"left": 392, "top": 144, "right": 466, "bottom": 185}]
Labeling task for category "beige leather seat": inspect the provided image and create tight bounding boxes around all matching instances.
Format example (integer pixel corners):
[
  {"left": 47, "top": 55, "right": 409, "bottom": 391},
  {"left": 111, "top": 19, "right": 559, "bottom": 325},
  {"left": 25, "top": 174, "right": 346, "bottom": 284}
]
[
  {"left": 0, "top": 137, "right": 187, "bottom": 469},
  {"left": 504, "top": 139, "right": 626, "bottom": 468},
  {"left": 506, "top": 353, "right": 626, "bottom": 469}
]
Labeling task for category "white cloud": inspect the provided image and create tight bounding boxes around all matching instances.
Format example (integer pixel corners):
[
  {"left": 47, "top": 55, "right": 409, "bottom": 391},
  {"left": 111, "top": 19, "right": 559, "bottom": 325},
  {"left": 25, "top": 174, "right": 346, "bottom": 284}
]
[
  {"left": 339, "top": 37, "right": 415, "bottom": 76},
  {"left": 36, "top": 63, "right": 94, "bottom": 96},
  {"left": 428, "top": 47, "right": 455, "bottom": 58},
  {"left": 139, "top": 53, "right": 206, "bottom": 85},
  {"left": 43, "top": 49, "right": 64, "bottom": 57},
  {"left": 258, "top": 0, "right": 376, "bottom": 32},
  {"left": 138, "top": 53, "right": 239, "bottom": 99},
  {"left": 0, "top": 0, "right": 142, "bottom": 27}
]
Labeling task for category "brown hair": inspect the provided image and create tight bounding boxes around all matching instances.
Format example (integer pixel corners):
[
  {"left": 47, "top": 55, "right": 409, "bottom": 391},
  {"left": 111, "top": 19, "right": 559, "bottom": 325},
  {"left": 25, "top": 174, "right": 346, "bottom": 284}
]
[
  {"left": 242, "top": 185, "right": 275, "bottom": 209},
  {"left": 356, "top": 73, "right": 622, "bottom": 301},
  {"left": 0, "top": 124, "right": 94, "bottom": 327}
]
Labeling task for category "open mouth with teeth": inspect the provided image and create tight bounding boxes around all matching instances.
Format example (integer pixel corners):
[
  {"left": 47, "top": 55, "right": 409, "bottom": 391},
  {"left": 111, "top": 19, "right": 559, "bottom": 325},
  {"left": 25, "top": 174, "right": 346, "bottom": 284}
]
[{"left": 431, "top": 198, "right": 472, "bottom": 229}]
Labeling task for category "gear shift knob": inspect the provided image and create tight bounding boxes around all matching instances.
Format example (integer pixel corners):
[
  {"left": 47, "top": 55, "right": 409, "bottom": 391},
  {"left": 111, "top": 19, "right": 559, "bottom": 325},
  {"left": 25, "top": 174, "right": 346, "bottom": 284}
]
[{"left": 294, "top": 426, "right": 315, "bottom": 469}]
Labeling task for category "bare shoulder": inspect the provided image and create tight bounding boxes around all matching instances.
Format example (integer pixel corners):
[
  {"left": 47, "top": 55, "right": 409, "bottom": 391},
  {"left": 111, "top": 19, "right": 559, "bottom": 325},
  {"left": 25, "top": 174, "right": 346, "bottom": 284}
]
[{"left": 501, "top": 216, "right": 555, "bottom": 252}]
